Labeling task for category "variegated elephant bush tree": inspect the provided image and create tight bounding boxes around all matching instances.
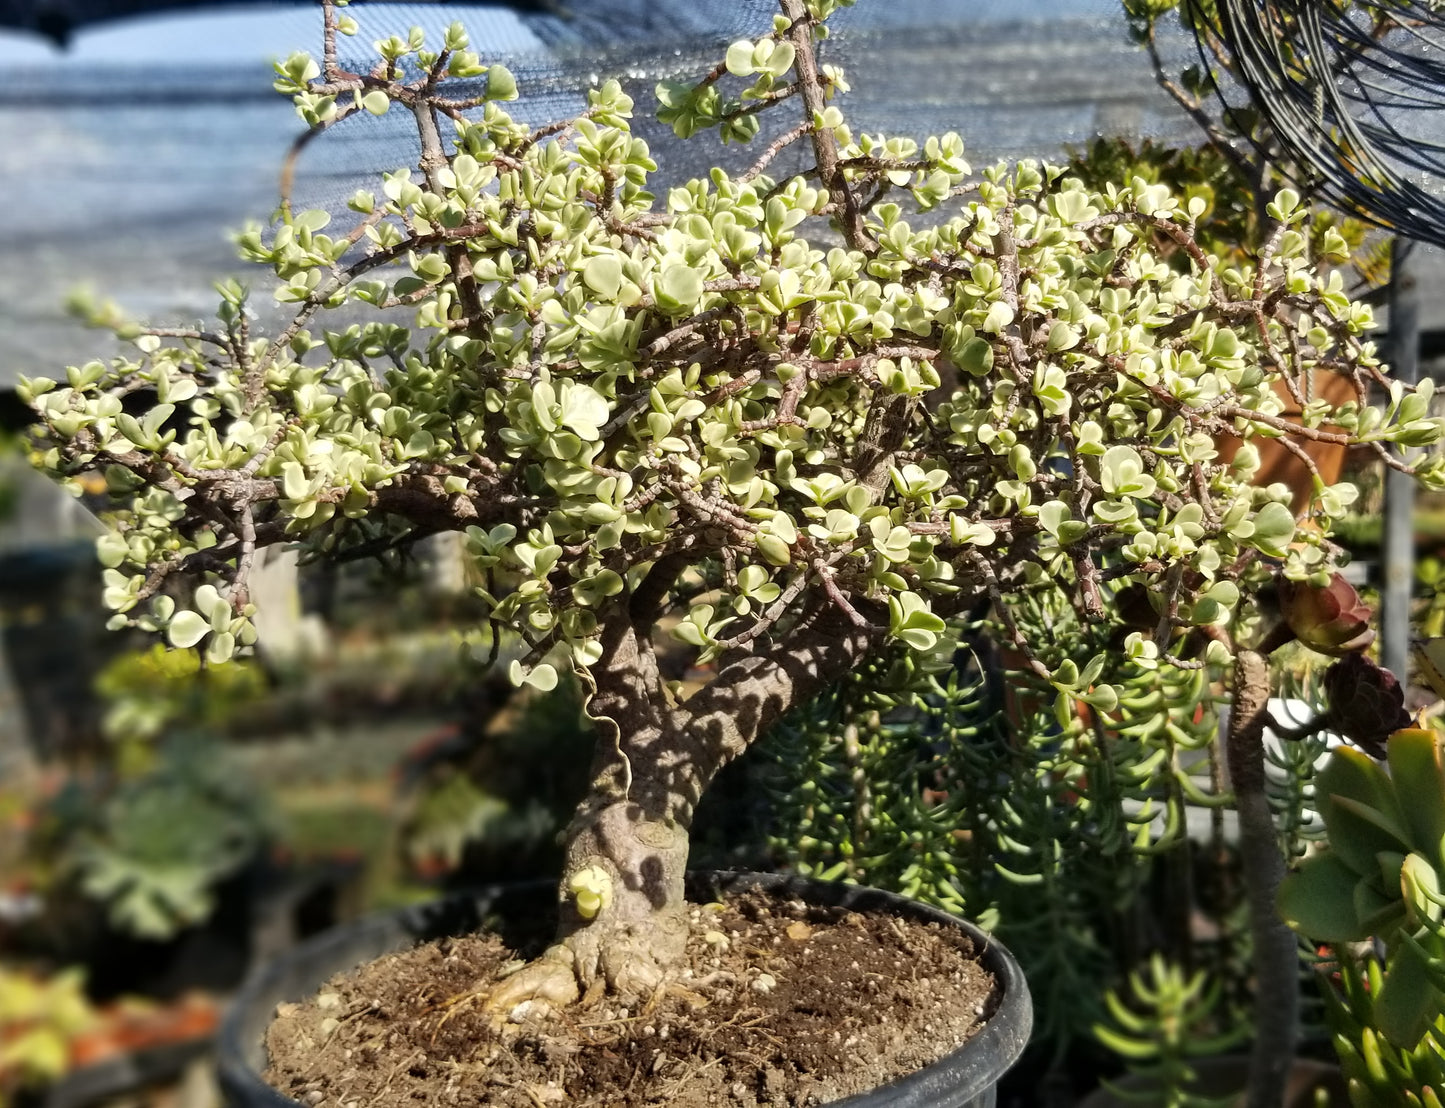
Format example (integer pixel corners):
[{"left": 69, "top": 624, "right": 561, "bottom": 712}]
[{"left": 22, "top": 0, "right": 1445, "bottom": 1018}]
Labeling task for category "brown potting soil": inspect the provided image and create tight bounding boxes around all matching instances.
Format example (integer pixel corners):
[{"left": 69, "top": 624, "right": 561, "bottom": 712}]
[{"left": 264, "top": 888, "right": 998, "bottom": 1107}]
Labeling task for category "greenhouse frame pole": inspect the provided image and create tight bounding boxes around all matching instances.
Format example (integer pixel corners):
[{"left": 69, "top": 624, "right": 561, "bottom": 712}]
[{"left": 1382, "top": 238, "right": 1419, "bottom": 680}]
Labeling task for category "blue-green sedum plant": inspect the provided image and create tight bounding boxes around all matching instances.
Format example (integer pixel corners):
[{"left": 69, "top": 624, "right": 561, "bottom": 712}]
[
  {"left": 21, "top": 0, "right": 1445, "bottom": 1020},
  {"left": 764, "top": 585, "right": 1222, "bottom": 1065},
  {"left": 61, "top": 737, "right": 272, "bottom": 940}
]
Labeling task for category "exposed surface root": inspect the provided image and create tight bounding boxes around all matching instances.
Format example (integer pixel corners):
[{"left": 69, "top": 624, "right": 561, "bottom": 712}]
[
  {"left": 483, "top": 948, "right": 581, "bottom": 1024},
  {"left": 447, "top": 925, "right": 682, "bottom": 1028}
]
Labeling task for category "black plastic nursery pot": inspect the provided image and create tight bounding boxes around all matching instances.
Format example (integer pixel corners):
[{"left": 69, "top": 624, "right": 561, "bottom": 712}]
[{"left": 217, "top": 870, "right": 1033, "bottom": 1108}]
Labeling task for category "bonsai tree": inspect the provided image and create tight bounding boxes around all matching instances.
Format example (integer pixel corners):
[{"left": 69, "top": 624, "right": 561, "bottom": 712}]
[{"left": 22, "top": 0, "right": 1445, "bottom": 1030}]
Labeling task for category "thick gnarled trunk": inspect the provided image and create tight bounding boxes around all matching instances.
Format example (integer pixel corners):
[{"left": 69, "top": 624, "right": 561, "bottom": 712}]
[
  {"left": 487, "top": 603, "right": 880, "bottom": 1016},
  {"left": 486, "top": 717, "right": 702, "bottom": 1017},
  {"left": 553, "top": 793, "right": 693, "bottom": 997}
]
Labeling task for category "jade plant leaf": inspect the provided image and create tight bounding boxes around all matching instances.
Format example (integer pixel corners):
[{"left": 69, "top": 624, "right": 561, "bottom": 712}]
[{"left": 1324, "top": 795, "right": 1415, "bottom": 876}]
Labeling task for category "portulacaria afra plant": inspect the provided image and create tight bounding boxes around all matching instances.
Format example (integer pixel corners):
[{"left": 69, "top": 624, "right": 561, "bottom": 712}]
[{"left": 23, "top": 0, "right": 1445, "bottom": 1016}]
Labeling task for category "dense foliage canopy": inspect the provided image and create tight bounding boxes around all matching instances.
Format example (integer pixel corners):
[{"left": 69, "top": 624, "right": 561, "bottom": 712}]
[{"left": 22, "top": 0, "right": 1445, "bottom": 719}]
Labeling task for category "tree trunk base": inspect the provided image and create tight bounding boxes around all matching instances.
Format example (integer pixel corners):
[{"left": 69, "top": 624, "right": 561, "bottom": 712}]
[{"left": 483, "top": 909, "right": 689, "bottom": 1022}]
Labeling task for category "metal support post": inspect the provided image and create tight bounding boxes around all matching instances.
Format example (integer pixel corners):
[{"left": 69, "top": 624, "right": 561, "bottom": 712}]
[{"left": 1382, "top": 238, "right": 1420, "bottom": 680}]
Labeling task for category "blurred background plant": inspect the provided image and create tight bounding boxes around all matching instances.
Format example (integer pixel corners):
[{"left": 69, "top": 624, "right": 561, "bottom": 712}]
[
  {"left": 37, "top": 736, "right": 273, "bottom": 942},
  {"left": 0, "top": 432, "right": 19, "bottom": 528},
  {"left": 93, "top": 646, "right": 267, "bottom": 773},
  {"left": 393, "top": 670, "right": 593, "bottom": 886},
  {"left": 1091, "top": 956, "right": 1246, "bottom": 1108},
  {"left": 7, "top": 647, "right": 276, "bottom": 953},
  {"left": 0, "top": 967, "right": 96, "bottom": 1108}
]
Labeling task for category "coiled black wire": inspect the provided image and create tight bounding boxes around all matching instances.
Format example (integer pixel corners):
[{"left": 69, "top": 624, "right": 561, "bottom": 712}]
[{"left": 1209, "top": 0, "right": 1445, "bottom": 245}]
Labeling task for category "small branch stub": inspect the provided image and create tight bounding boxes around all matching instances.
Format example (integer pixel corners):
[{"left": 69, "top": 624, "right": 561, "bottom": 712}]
[{"left": 567, "top": 866, "right": 614, "bottom": 920}]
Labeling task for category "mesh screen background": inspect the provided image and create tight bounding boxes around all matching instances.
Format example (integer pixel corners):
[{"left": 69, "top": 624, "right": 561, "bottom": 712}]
[{"left": 0, "top": 1, "right": 1198, "bottom": 381}]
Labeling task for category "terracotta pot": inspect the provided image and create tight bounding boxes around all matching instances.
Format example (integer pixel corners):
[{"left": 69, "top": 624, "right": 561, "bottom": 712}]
[
  {"left": 217, "top": 871, "right": 1033, "bottom": 1108},
  {"left": 1077, "top": 1055, "right": 1349, "bottom": 1108},
  {"left": 1213, "top": 371, "right": 1361, "bottom": 514}
]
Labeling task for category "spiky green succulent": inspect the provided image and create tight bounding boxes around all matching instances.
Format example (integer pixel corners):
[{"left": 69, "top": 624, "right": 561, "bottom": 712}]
[{"left": 1278, "top": 729, "right": 1445, "bottom": 1050}]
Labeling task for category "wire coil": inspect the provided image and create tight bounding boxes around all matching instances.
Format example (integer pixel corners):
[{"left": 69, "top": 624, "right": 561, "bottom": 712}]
[{"left": 1210, "top": 0, "right": 1445, "bottom": 245}]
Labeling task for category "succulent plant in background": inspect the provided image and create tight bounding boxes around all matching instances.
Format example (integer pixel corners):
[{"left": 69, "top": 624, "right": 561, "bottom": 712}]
[
  {"left": 41, "top": 738, "right": 273, "bottom": 940},
  {"left": 94, "top": 643, "right": 268, "bottom": 768},
  {"left": 1093, "top": 955, "right": 1246, "bottom": 1108},
  {"left": 1318, "top": 946, "right": 1445, "bottom": 1108},
  {"left": 764, "top": 581, "right": 1226, "bottom": 1075},
  {"left": 1278, "top": 729, "right": 1445, "bottom": 1054},
  {"left": 0, "top": 967, "right": 95, "bottom": 1107},
  {"left": 1276, "top": 573, "right": 1377, "bottom": 657}
]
